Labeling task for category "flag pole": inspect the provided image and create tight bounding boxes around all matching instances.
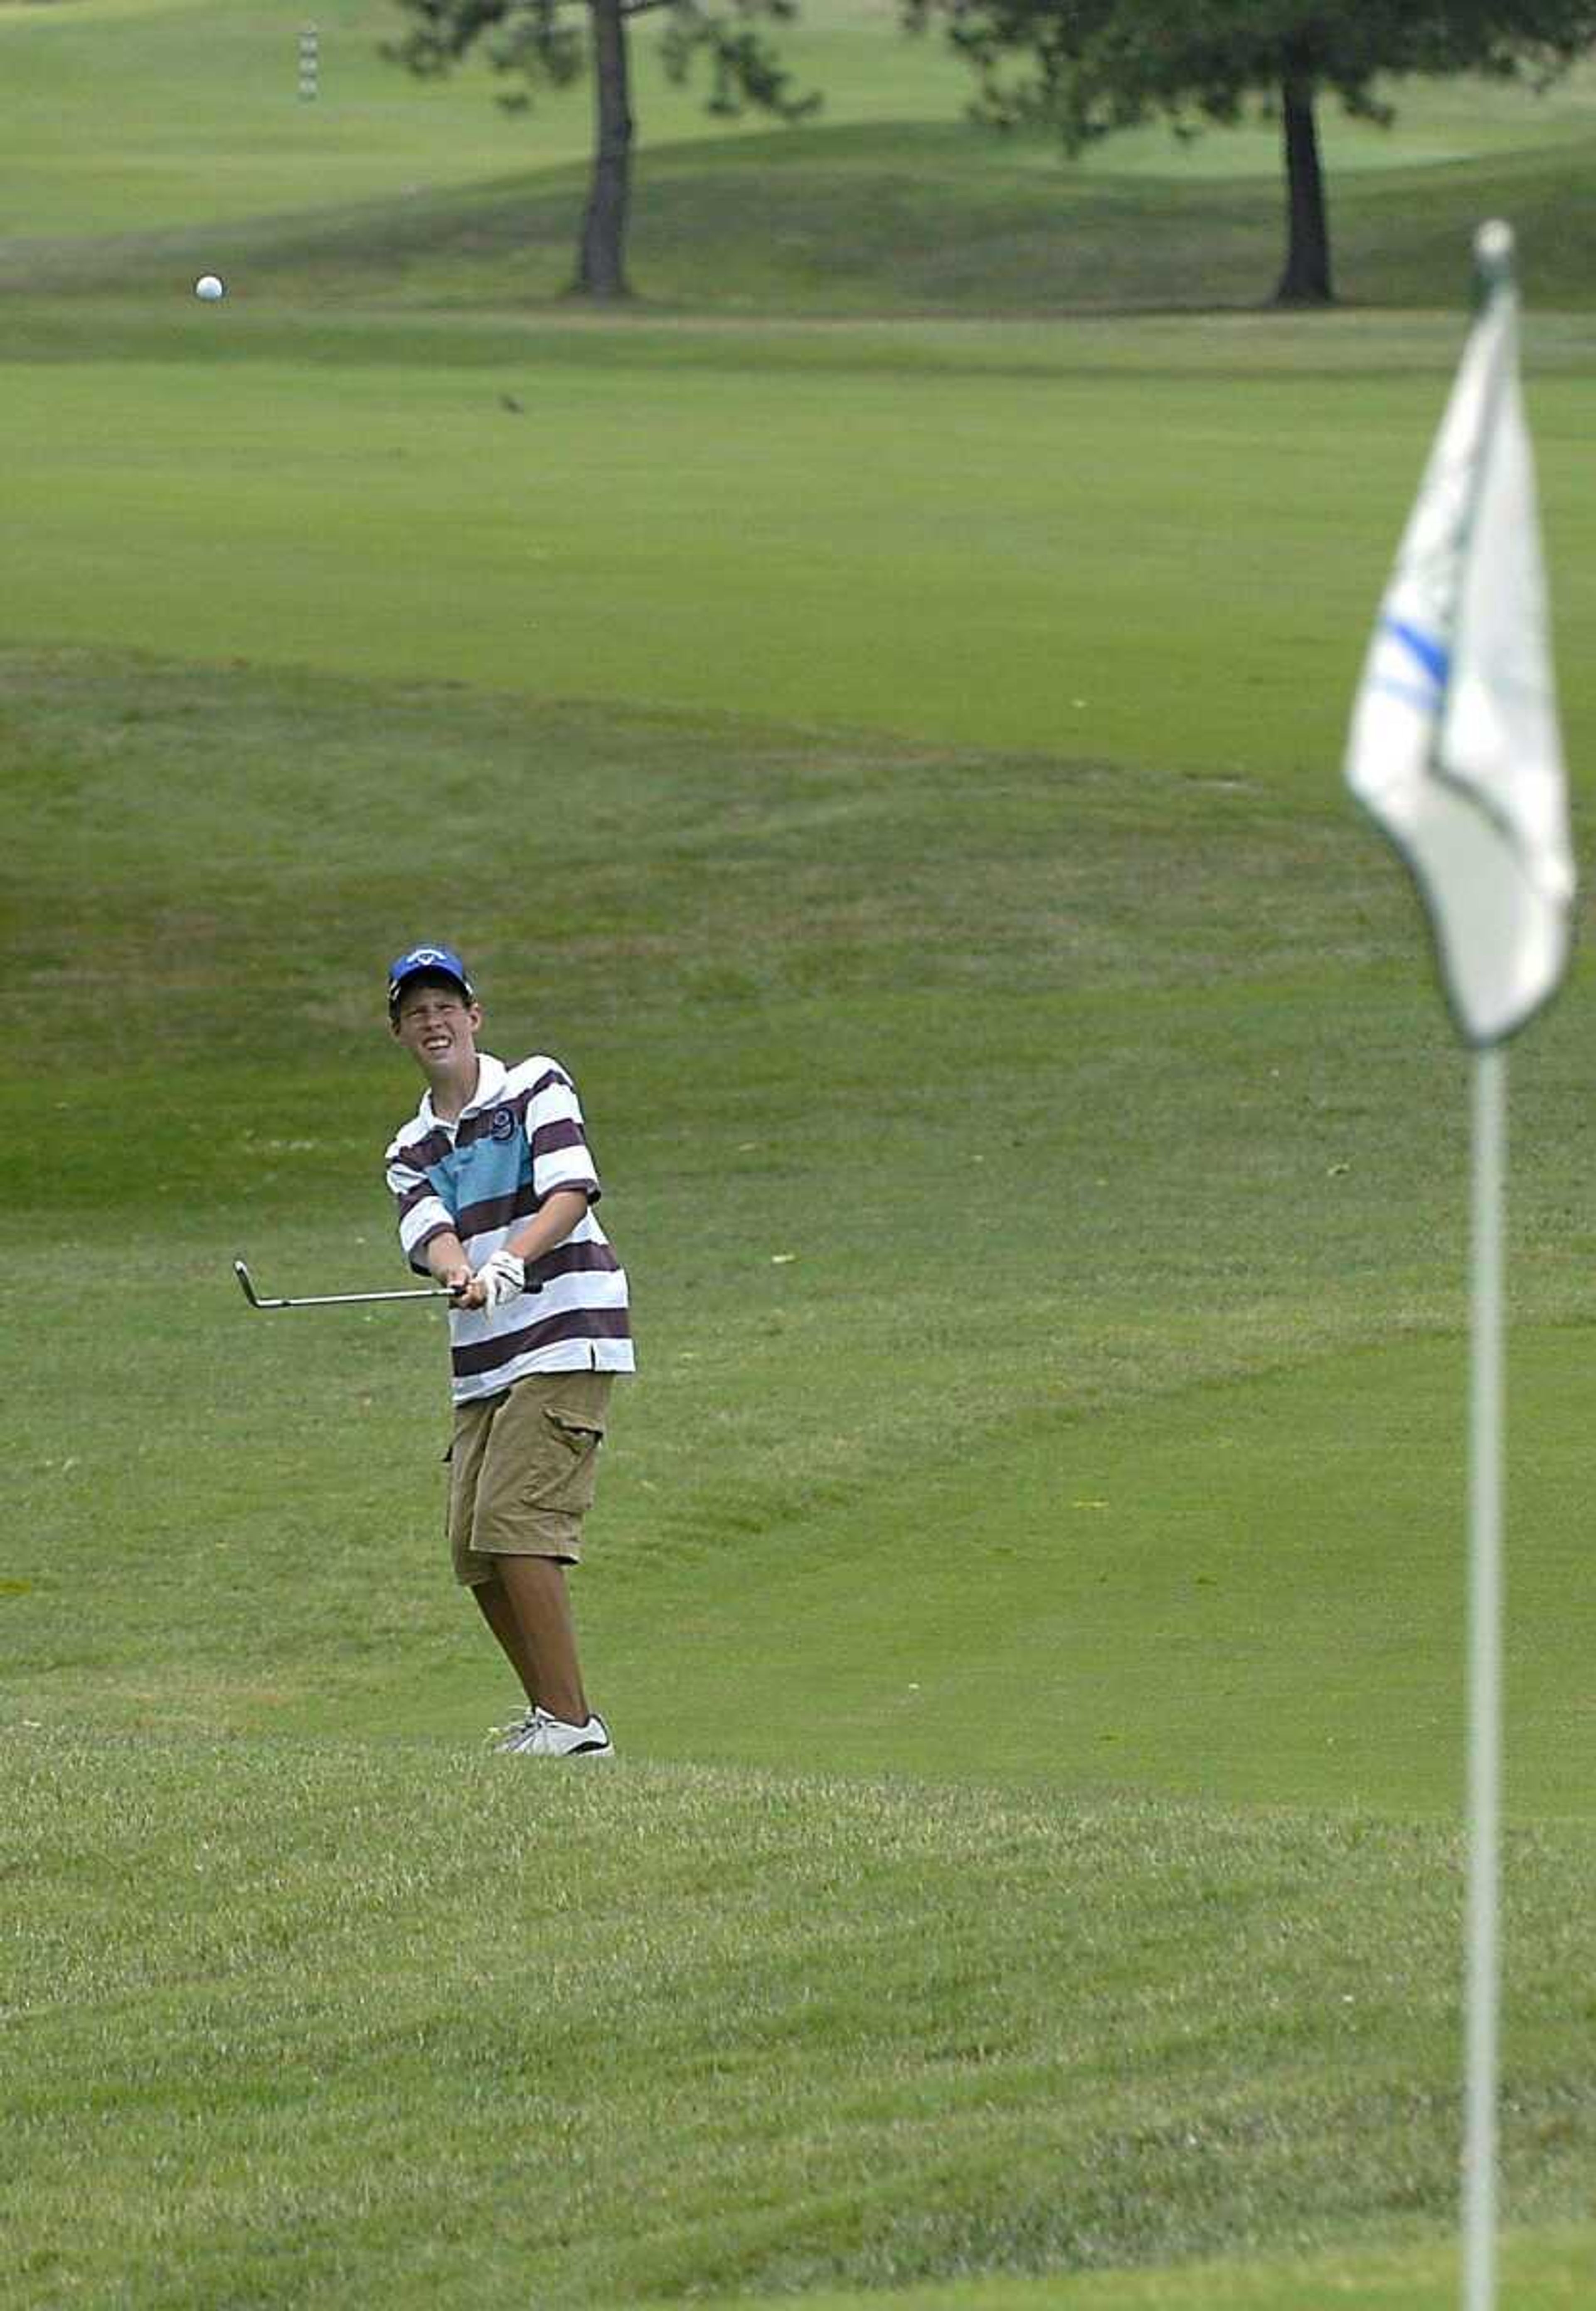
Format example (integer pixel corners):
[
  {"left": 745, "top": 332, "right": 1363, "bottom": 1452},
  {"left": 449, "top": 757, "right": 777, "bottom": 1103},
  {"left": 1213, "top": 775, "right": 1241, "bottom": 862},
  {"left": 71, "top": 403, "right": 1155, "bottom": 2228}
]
[
  {"left": 1463, "top": 1039, "right": 1505, "bottom": 2311},
  {"left": 1342, "top": 219, "right": 1573, "bottom": 2311}
]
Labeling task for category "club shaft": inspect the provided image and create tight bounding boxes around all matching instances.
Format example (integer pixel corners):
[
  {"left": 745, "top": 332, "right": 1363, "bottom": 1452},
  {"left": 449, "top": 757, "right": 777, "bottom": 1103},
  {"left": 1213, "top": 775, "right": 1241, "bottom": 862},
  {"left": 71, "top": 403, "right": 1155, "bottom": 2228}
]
[
  {"left": 262, "top": 1285, "right": 454, "bottom": 1307},
  {"left": 234, "top": 1257, "right": 540, "bottom": 1312},
  {"left": 234, "top": 1258, "right": 539, "bottom": 1311},
  {"left": 235, "top": 1257, "right": 452, "bottom": 1310}
]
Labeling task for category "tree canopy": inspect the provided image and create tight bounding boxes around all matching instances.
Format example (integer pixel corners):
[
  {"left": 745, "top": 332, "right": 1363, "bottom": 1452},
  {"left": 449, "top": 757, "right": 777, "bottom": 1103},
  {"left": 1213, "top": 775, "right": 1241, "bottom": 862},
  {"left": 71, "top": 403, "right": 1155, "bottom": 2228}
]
[
  {"left": 905, "top": 0, "right": 1596, "bottom": 302},
  {"left": 386, "top": 0, "right": 818, "bottom": 297}
]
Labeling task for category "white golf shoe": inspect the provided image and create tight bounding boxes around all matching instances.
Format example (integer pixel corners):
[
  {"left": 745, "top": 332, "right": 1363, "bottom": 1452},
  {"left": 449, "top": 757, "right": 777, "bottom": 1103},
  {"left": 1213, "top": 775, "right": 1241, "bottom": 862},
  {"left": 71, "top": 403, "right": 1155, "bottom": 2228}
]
[
  {"left": 506, "top": 1708, "right": 614, "bottom": 1759},
  {"left": 490, "top": 1705, "right": 539, "bottom": 1754}
]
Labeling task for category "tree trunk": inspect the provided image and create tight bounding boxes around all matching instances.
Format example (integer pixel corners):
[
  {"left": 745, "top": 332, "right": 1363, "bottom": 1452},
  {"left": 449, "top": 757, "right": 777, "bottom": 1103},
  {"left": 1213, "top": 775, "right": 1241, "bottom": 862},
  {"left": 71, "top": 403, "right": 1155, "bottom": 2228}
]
[
  {"left": 1273, "top": 66, "right": 1332, "bottom": 306},
  {"left": 574, "top": 0, "right": 633, "bottom": 298}
]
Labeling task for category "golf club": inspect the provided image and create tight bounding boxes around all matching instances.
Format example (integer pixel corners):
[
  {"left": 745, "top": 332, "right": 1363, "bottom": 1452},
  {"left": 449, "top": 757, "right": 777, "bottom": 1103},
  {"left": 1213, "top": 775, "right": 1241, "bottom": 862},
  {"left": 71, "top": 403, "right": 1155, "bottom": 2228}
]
[{"left": 233, "top": 1258, "right": 541, "bottom": 1312}]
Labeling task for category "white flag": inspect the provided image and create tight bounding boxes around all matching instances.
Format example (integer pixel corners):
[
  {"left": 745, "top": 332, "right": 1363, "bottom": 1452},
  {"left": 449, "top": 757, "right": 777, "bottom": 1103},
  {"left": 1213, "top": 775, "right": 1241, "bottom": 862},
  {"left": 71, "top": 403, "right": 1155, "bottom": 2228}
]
[{"left": 1345, "top": 221, "right": 1574, "bottom": 1047}]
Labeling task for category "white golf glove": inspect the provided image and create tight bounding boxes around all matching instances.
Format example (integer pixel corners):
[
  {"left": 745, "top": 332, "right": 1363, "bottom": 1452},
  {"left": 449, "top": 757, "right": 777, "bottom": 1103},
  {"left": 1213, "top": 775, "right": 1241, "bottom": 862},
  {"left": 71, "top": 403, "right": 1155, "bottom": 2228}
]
[{"left": 474, "top": 1249, "right": 526, "bottom": 1311}]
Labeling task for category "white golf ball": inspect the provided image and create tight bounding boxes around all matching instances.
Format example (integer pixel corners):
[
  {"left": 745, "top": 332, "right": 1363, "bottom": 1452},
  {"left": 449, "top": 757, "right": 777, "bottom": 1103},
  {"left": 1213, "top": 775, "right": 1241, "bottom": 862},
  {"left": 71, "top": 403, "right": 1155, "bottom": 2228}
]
[{"left": 194, "top": 274, "right": 226, "bottom": 302}]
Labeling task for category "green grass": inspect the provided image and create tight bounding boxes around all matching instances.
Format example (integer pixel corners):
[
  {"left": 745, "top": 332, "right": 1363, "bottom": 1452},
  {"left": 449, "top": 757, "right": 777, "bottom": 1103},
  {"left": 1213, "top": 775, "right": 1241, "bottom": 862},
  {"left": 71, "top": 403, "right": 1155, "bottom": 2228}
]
[
  {"left": 709, "top": 2233, "right": 1596, "bottom": 2309},
  {"left": 13, "top": 120, "right": 1596, "bottom": 313},
  {"left": 5, "top": 10, "right": 1596, "bottom": 2305},
  {"left": 9, "top": 1, "right": 1596, "bottom": 309},
  {"left": 10, "top": 0, "right": 1596, "bottom": 215},
  {"left": 2, "top": 314, "right": 1595, "bottom": 770},
  {"left": 0, "top": 0, "right": 978, "bottom": 236},
  {"left": 7, "top": 0, "right": 1596, "bottom": 243},
  {"left": 5, "top": 1739, "right": 1593, "bottom": 2309},
  {"left": 6, "top": 646, "right": 1596, "bottom": 1818}
]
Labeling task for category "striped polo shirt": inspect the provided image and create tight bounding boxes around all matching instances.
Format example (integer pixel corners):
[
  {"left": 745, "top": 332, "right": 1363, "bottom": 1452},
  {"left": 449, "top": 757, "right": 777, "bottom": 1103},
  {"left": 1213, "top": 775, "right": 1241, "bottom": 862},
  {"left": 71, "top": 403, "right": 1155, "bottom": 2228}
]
[{"left": 385, "top": 1051, "right": 633, "bottom": 1403}]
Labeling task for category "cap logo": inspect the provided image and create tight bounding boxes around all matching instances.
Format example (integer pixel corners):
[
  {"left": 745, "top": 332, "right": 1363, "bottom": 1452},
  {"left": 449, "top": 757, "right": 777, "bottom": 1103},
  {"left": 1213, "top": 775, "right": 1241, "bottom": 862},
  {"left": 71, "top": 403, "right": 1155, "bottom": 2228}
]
[{"left": 389, "top": 942, "right": 474, "bottom": 1009}]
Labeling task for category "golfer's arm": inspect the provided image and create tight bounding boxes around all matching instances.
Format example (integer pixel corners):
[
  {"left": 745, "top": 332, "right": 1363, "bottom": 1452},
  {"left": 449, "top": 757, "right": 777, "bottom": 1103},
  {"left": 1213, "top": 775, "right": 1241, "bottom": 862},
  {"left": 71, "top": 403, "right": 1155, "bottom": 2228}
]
[
  {"left": 504, "top": 1189, "right": 589, "bottom": 1270},
  {"left": 423, "top": 1232, "right": 472, "bottom": 1287},
  {"left": 421, "top": 1191, "right": 586, "bottom": 1285}
]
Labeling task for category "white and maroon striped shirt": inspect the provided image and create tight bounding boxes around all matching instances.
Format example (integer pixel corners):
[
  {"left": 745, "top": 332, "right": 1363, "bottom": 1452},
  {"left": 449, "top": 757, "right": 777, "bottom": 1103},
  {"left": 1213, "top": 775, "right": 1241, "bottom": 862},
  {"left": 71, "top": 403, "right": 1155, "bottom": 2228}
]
[{"left": 385, "top": 1051, "right": 633, "bottom": 1403}]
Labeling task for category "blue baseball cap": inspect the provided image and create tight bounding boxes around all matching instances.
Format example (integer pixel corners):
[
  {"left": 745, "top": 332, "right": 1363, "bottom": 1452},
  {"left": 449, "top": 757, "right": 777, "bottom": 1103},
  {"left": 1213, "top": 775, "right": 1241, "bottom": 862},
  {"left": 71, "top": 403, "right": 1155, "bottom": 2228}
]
[{"left": 387, "top": 943, "right": 475, "bottom": 1014}]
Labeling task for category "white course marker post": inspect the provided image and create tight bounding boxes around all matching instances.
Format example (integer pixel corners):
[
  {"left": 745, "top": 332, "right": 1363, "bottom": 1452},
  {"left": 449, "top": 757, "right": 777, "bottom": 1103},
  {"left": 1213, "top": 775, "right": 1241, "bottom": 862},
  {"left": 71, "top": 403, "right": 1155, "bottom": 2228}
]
[{"left": 299, "top": 23, "right": 320, "bottom": 103}]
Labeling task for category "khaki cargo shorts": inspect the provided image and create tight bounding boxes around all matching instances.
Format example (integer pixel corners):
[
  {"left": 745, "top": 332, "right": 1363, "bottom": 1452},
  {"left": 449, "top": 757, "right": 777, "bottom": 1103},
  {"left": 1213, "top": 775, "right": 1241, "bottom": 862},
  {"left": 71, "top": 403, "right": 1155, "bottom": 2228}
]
[{"left": 447, "top": 1369, "right": 613, "bottom": 1584}]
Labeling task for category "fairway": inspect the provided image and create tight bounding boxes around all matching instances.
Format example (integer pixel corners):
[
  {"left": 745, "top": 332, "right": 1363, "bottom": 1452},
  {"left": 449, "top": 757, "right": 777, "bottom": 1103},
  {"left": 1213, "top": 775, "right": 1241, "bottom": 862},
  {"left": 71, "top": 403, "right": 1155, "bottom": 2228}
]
[
  {"left": 4, "top": 5, "right": 1594, "bottom": 2307},
  {"left": 6, "top": 313, "right": 1596, "bottom": 775}
]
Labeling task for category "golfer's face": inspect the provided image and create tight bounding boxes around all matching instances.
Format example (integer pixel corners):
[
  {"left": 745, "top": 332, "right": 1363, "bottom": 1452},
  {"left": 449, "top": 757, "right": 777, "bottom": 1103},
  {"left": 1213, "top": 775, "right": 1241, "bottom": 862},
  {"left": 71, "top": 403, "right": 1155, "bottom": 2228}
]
[{"left": 393, "top": 986, "right": 480, "bottom": 1071}]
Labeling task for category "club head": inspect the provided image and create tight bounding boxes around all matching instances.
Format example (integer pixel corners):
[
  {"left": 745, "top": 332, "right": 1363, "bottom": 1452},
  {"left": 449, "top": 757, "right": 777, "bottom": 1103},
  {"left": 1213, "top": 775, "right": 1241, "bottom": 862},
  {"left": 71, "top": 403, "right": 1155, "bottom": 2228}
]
[{"left": 233, "top": 1259, "right": 266, "bottom": 1309}]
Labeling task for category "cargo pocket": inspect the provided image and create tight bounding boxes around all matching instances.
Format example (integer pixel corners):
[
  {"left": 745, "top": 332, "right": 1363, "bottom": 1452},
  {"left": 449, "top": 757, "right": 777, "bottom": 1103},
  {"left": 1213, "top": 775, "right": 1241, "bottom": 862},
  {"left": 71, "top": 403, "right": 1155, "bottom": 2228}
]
[{"left": 539, "top": 1409, "right": 605, "bottom": 1518}]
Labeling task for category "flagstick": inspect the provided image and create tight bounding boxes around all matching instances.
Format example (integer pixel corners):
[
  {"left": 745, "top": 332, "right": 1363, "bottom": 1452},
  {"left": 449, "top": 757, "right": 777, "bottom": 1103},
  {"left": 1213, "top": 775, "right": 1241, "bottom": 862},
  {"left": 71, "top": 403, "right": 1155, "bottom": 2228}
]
[{"left": 1463, "top": 1041, "right": 1505, "bottom": 2311}]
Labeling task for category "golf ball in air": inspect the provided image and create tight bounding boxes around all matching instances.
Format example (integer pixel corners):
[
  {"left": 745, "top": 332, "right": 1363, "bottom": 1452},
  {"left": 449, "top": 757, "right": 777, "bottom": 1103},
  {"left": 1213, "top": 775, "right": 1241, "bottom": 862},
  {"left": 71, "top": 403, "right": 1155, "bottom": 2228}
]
[{"left": 194, "top": 274, "right": 226, "bottom": 301}]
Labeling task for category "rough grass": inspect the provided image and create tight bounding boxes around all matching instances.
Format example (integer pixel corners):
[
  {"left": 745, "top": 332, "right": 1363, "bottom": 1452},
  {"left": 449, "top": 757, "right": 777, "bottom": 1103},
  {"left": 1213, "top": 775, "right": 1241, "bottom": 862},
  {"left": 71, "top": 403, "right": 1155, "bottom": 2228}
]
[{"left": 4, "top": 1734, "right": 1593, "bottom": 2310}]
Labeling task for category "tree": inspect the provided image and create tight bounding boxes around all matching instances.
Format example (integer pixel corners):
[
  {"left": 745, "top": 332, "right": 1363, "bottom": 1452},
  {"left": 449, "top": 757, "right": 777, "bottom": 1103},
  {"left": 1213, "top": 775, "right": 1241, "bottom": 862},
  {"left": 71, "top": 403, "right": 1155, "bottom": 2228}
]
[
  {"left": 385, "top": 0, "right": 818, "bottom": 300},
  {"left": 903, "top": 0, "right": 1596, "bottom": 305}
]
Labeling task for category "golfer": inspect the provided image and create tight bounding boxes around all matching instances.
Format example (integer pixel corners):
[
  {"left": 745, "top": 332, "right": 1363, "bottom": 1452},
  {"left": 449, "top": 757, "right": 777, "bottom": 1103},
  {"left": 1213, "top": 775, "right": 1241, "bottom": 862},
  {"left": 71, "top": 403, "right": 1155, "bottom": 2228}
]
[{"left": 384, "top": 944, "right": 633, "bottom": 1758}]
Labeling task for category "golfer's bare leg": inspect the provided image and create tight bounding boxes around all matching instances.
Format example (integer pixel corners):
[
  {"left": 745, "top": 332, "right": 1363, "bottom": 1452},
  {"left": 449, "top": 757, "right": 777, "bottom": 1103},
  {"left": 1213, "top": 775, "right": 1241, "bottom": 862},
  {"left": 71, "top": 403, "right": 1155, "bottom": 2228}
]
[
  {"left": 495, "top": 1553, "right": 589, "bottom": 1727},
  {"left": 471, "top": 1574, "right": 537, "bottom": 1704}
]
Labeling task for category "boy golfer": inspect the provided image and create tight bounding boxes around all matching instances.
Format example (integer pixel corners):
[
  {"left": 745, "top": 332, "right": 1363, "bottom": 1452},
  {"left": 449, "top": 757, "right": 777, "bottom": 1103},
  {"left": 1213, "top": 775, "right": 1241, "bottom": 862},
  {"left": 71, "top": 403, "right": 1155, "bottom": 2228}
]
[{"left": 384, "top": 944, "right": 633, "bottom": 1758}]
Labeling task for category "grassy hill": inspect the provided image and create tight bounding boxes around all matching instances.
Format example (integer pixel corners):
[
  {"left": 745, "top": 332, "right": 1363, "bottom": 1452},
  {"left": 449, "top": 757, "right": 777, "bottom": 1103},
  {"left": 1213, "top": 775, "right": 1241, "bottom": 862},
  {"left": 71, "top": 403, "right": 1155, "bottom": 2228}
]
[
  {"left": 9, "top": 0, "right": 1596, "bottom": 232},
  {"left": 3, "top": 5, "right": 1595, "bottom": 2306},
  {"left": 7, "top": 0, "right": 1596, "bottom": 309},
  {"left": 11, "top": 116, "right": 1596, "bottom": 313}
]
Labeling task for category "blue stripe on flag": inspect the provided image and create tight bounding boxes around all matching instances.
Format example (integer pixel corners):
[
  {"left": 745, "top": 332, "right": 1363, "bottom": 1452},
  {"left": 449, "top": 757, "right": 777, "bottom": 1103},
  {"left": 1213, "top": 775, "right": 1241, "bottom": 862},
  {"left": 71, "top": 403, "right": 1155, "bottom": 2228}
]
[{"left": 1381, "top": 615, "right": 1450, "bottom": 690}]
